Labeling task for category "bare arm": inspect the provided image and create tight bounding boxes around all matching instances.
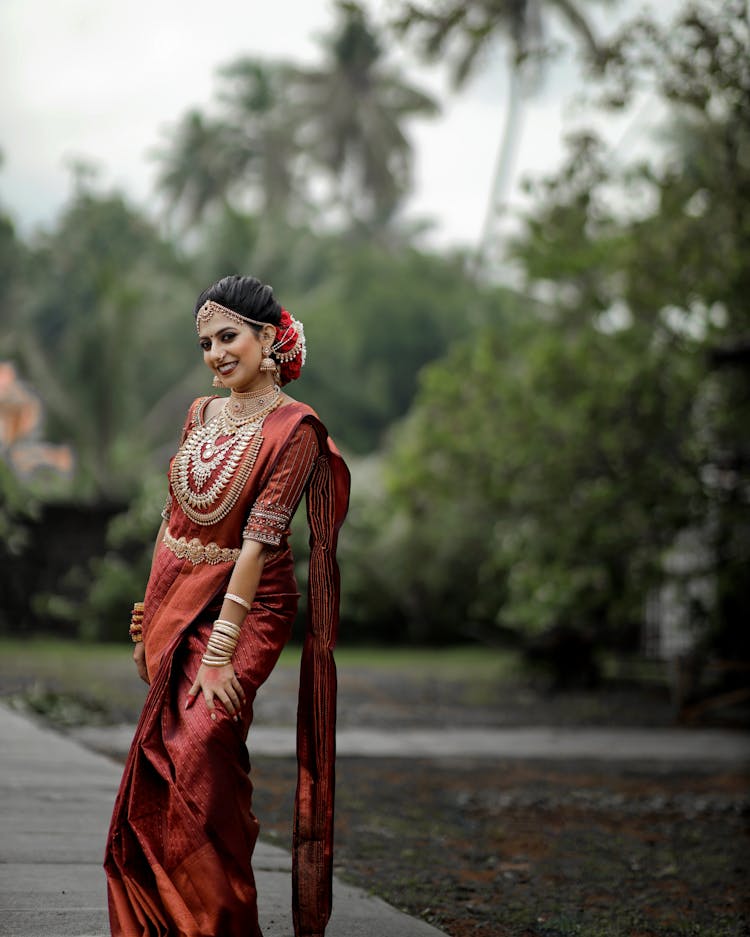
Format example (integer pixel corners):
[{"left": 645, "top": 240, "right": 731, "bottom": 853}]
[
  {"left": 151, "top": 518, "right": 167, "bottom": 565},
  {"left": 185, "top": 539, "right": 269, "bottom": 720}
]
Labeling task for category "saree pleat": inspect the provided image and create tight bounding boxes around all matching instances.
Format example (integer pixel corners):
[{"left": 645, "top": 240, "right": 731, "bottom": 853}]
[{"left": 105, "top": 404, "right": 350, "bottom": 937}]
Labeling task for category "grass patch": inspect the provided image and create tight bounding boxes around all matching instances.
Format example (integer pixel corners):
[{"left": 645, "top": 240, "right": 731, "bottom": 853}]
[
  {"left": 0, "top": 636, "right": 520, "bottom": 725},
  {"left": 279, "top": 642, "right": 521, "bottom": 679},
  {"left": 0, "top": 636, "right": 519, "bottom": 685},
  {"left": 0, "top": 636, "right": 146, "bottom": 723}
]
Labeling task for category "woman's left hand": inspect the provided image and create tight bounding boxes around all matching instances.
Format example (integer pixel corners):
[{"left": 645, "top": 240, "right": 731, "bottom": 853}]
[{"left": 186, "top": 663, "right": 246, "bottom": 722}]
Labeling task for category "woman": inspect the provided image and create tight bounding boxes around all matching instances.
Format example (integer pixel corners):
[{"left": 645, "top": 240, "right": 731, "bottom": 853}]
[{"left": 105, "top": 275, "right": 350, "bottom": 937}]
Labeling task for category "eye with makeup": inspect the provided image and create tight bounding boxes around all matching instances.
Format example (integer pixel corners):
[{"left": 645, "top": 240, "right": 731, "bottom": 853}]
[{"left": 199, "top": 331, "right": 238, "bottom": 351}]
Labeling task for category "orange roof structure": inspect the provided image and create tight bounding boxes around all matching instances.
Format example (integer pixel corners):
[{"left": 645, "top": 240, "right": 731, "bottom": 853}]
[{"left": 0, "top": 362, "right": 74, "bottom": 480}]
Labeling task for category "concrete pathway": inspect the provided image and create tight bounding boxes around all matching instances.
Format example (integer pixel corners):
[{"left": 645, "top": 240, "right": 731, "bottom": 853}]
[
  {"left": 0, "top": 704, "right": 447, "bottom": 937},
  {"left": 71, "top": 723, "right": 750, "bottom": 765}
]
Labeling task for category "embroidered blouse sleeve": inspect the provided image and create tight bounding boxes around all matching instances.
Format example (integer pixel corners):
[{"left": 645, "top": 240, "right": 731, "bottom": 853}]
[{"left": 243, "top": 422, "right": 319, "bottom": 547}]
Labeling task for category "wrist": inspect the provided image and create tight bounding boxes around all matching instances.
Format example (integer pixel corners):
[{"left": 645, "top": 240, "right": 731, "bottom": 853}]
[
  {"left": 201, "top": 618, "right": 241, "bottom": 667},
  {"left": 129, "top": 601, "right": 144, "bottom": 643}
]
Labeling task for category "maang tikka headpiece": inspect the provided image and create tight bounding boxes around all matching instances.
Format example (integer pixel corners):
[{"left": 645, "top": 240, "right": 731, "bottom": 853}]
[{"left": 195, "top": 300, "right": 251, "bottom": 333}]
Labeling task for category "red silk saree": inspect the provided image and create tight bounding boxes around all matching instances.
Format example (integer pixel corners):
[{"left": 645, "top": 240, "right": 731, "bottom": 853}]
[{"left": 105, "top": 399, "right": 350, "bottom": 937}]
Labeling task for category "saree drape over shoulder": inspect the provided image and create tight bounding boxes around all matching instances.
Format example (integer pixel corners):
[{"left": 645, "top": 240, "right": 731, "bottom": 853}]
[{"left": 105, "top": 398, "right": 350, "bottom": 937}]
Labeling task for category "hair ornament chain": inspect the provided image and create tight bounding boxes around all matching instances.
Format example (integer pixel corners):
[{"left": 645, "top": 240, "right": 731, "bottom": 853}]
[{"left": 272, "top": 311, "right": 306, "bottom": 366}]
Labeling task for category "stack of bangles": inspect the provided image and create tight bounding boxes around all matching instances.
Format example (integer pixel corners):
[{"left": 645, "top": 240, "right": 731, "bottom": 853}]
[
  {"left": 201, "top": 592, "right": 252, "bottom": 667},
  {"left": 202, "top": 620, "right": 241, "bottom": 666},
  {"left": 129, "top": 602, "right": 144, "bottom": 643}
]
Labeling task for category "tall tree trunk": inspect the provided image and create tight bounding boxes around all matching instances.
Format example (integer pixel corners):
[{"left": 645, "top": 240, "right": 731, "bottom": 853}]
[{"left": 473, "top": 64, "right": 525, "bottom": 276}]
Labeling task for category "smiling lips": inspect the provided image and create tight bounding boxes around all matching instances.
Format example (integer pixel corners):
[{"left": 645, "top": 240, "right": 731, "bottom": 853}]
[{"left": 217, "top": 361, "right": 237, "bottom": 375}]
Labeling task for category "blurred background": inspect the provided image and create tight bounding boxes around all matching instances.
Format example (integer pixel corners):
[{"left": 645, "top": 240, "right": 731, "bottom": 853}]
[{"left": 0, "top": 0, "right": 748, "bottom": 717}]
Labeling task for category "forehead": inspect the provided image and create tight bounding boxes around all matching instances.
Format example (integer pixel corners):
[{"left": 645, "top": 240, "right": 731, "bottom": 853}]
[{"left": 197, "top": 311, "right": 251, "bottom": 340}]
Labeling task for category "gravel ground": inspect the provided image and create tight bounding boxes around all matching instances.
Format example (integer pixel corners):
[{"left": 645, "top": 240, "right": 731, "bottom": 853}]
[{"left": 252, "top": 756, "right": 750, "bottom": 937}]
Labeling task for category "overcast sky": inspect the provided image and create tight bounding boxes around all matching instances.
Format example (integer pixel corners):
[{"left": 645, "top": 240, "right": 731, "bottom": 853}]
[{"left": 0, "top": 0, "right": 682, "bottom": 251}]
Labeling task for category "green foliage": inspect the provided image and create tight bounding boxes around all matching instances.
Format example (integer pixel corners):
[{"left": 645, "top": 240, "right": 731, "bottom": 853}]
[
  {"left": 292, "top": 242, "right": 495, "bottom": 452},
  {"left": 63, "top": 472, "right": 166, "bottom": 641},
  {"left": 3, "top": 182, "right": 197, "bottom": 498},
  {"left": 383, "top": 316, "right": 704, "bottom": 645},
  {"left": 351, "top": 0, "right": 750, "bottom": 654}
]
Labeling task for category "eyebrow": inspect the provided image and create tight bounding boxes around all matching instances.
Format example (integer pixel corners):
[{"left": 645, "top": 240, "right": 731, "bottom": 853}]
[{"left": 197, "top": 326, "right": 237, "bottom": 342}]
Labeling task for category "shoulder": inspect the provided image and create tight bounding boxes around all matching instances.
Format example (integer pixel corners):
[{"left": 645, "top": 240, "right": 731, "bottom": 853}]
[
  {"left": 179, "top": 396, "right": 217, "bottom": 442},
  {"left": 278, "top": 397, "right": 319, "bottom": 421},
  {"left": 273, "top": 398, "right": 328, "bottom": 439},
  {"left": 188, "top": 395, "right": 220, "bottom": 422},
  {"left": 265, "top": 398, "right": 333, "bottom": 455}
]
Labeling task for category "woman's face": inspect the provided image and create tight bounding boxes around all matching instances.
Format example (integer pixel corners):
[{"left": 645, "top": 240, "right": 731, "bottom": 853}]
[{"left": 198, "top": 310, "right": 275, "bottom": 392}]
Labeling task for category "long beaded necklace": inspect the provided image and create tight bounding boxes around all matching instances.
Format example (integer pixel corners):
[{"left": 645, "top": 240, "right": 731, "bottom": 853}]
[{"left": 171, "top": 385, "right": 282, "bottom": 525}]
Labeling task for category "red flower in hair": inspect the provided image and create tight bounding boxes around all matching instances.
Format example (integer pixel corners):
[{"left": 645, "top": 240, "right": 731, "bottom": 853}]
[{"left": 274, "top": 308, "right": 304, "bottom": 385}]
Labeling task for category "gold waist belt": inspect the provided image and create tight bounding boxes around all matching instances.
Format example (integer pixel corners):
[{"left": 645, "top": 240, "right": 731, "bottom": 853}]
[{"left": 163, "top": 528, "right": 241, "bottom": 565}]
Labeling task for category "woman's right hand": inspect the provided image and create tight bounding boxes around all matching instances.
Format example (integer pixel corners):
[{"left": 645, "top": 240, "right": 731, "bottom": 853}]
[
  {"left": 133, "top": 642, "right": 150, "bottom": 684},
  {"left": 186, "top": 662, "right": 245, "bottom": 722}
]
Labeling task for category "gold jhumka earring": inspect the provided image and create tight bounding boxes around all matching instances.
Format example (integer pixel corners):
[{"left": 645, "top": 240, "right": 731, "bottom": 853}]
[{"left": 259, "top": 346, "right": 276, "bottom": 373}]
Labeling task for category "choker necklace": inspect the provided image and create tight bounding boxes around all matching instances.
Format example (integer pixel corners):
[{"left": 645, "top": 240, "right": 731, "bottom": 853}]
[
  {"left": 229, "top": 382, "right": 277, "bottom": 399},
  {"left": 224, "top": 384, "right": 280, "bottom": 425}
]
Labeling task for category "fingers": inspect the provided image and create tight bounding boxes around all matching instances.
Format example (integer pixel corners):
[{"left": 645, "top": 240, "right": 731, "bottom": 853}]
[
  {"left": 202, "top": 687, "right": 217, "bottom": 722},
  {"left": 219, "top": 687, "right": 242, "bottom": 720},
  {"left": 233, "top": 674, "right": 247, "bottom": 704},
  {"left": 211, "top": 678, "right": 241, "bottom": 719},
  {"left": 185, "top": 677, "right": 200, "bottom": 710},
  {"left": 184, "top": 669, "right": 246, "bottom": 722},
  {"left": 133, "top": 648, "right": 150, "bottom": 685}
]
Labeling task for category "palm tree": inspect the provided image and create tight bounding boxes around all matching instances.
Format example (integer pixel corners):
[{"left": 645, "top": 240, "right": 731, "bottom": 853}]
[
  {"left": 155, "top": 5, "right": 437, "bottom": 233},
  {"left": 393, "top": 0, "right": 607, "bottom": 82},
  {"left": 289, "top": 1, "right": 439, "bottom": 228},
  {"left": 155, "top": 110, "right": 235, "bottom": 230},
  {"left": 392, "top": 0, "right": 613, "bottom": 269},
  {"left": 155, "top": 61, "right": 301, "bottom": 230},
  {"left": 215, "top": 59, "right": 304, "bottom": 222}
]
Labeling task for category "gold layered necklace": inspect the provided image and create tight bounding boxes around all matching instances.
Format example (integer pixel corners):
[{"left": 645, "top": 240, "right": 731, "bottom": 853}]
[{"left": 170, "top": 384, "right": 282, "bottom": 525}]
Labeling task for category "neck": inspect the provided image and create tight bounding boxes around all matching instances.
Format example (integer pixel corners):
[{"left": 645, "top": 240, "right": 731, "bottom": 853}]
[{"left": 229, "top": 380, "right": 277, "bottom": 398}]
